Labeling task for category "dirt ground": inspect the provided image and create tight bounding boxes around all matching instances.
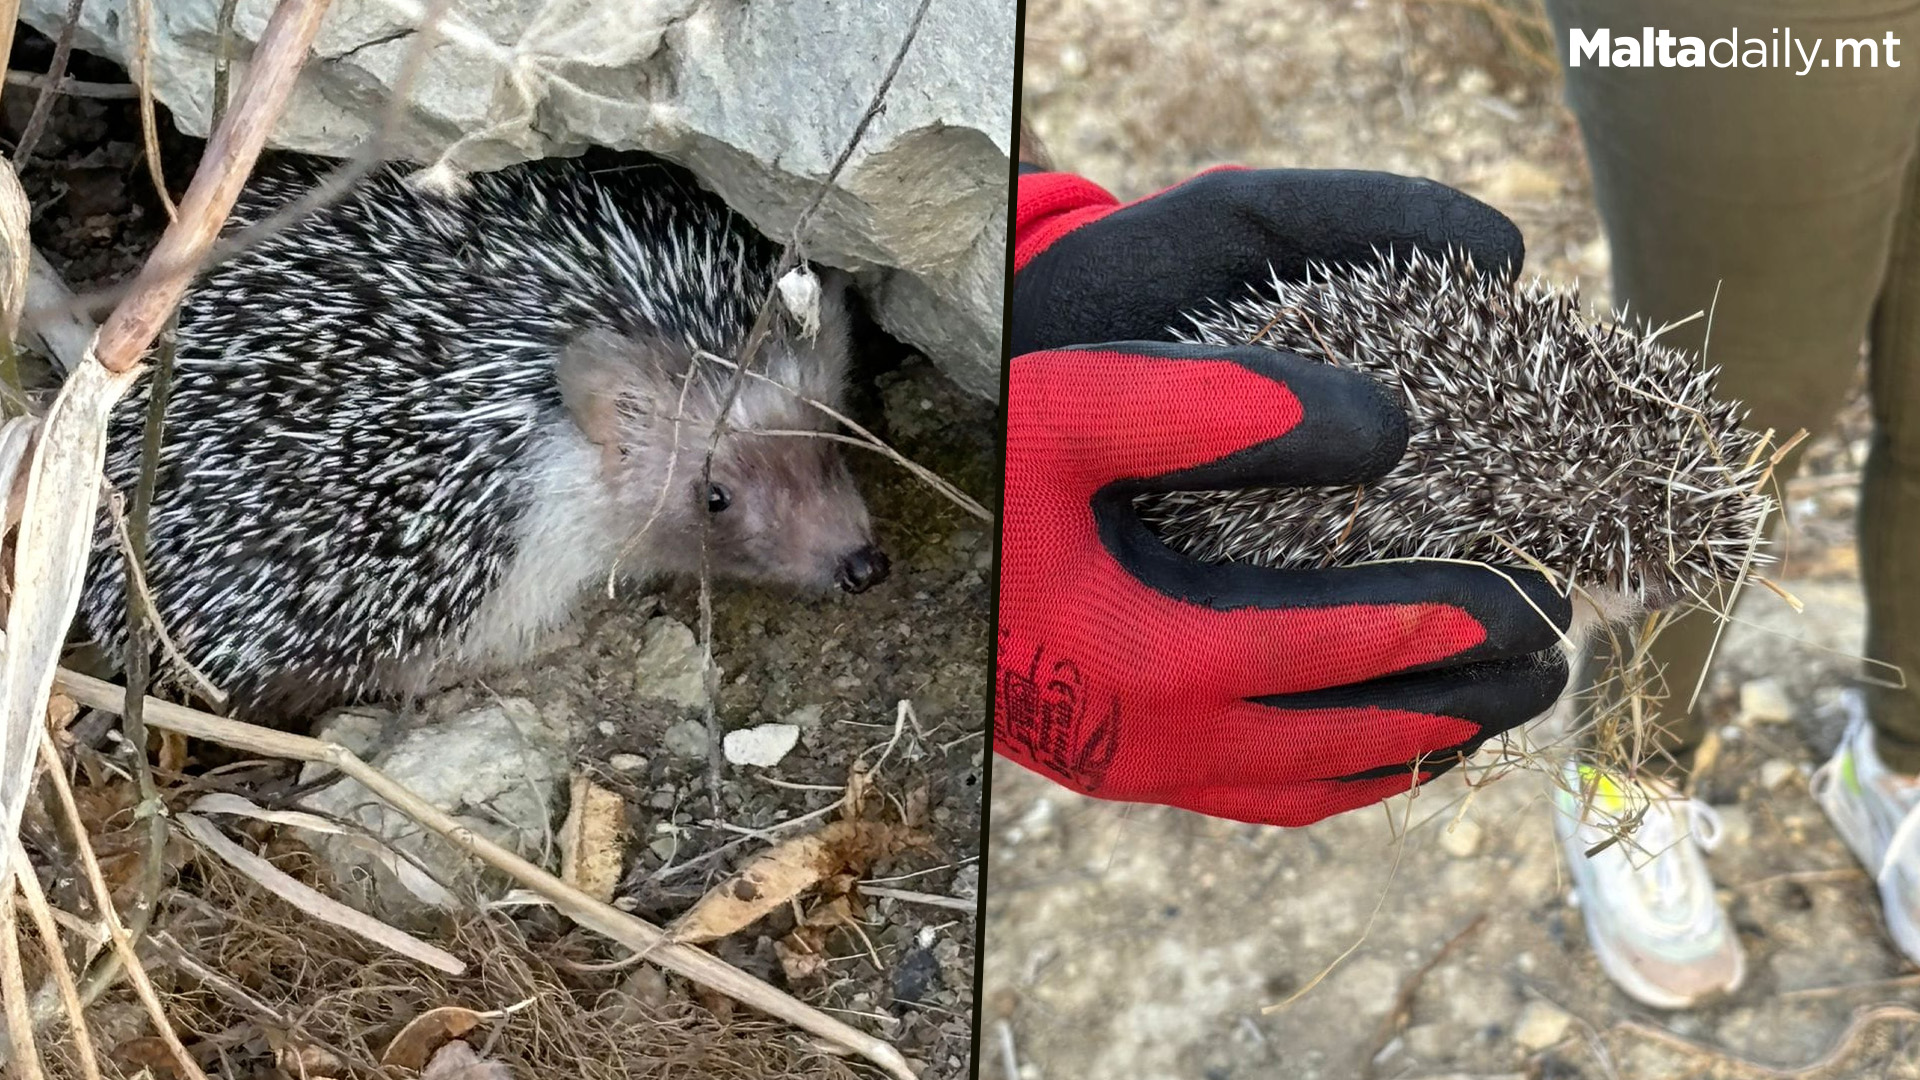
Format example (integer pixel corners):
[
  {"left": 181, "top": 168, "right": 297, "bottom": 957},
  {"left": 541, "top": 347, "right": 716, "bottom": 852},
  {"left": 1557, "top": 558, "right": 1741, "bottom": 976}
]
[
  {"left": 7, "top": 26, "right": 990, "bottom": 1080},
  {"left": 987, "top": 2, "right": 1917, "bottom": 1078}
]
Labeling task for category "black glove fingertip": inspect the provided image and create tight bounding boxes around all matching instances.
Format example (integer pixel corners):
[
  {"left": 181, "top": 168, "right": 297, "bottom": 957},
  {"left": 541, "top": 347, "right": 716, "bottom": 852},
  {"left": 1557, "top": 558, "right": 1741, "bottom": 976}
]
[
  {"left": 1312, "top": 651, "right": 1571, "bottom": 782},
  {"left": 1449, "top": 565, "right": 1577, "bottom": 657},
  {"left": 1406, "top": 175, "right": 1526, "bottom": 284}
]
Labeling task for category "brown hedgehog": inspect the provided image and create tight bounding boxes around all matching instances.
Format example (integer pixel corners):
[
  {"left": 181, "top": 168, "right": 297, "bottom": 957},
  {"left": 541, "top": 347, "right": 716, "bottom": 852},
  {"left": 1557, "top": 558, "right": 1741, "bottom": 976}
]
[{"left": 1139, "top": 248, "right": 1777, "bottom": 638}]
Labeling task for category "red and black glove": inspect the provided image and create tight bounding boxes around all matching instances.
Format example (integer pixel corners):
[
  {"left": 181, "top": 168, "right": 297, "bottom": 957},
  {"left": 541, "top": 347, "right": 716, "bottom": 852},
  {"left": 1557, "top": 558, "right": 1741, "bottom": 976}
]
[{"left": 996, "top": 166, "right": 1572, "bottom": 827}]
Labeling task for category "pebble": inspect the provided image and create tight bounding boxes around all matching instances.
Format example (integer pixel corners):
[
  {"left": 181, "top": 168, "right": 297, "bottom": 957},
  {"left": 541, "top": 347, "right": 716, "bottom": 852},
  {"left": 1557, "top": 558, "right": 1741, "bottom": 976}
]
[
  {"left": 722, "top": 722, "right": 801, "bottom": 767},
  {"left": 1739, "top": 678, "right": 1794, "bottom": 725},
  {"left": 1457, "top": 66, "right": 1494, "bottom": 96},
  {"left": 608, "top": 753, "right": 647, "bottom": 773},
  {"left": 1759, "top": 758, "right": 1799, "bottom": 790},
  {"left": 1511, "top": 1000, "right": 1572, "bottom": 1052},
  {"left": 662, "top": 718, "right": 709, "bottom": 760},
  {"left": 785, "top": 703, "right": 826, "bottom": 729},
  {"left": 1438, "top": 818, "right": 1484, "bottom": 858},
  {"left": 631, "top": 617, "right": 711, "bottom": 709}
]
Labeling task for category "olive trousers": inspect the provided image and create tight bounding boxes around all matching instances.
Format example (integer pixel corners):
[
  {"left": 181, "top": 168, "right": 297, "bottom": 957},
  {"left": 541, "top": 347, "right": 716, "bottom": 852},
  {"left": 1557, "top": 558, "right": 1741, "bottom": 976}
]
[{"left": 1541, "top": 0, "right": 1920, "bottom": 771}]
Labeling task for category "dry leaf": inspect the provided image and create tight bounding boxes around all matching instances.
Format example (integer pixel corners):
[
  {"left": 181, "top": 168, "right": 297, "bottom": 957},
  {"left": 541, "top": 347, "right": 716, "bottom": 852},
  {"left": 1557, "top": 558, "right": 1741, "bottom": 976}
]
[
  {"left": 774, "top": 933, "right": 828, "bottom": 981},
  {"left": 843, "top": 758, "right": 872, "bottom": 819},
  {"left": 693, "top": 985, "right": 736, "bottom": 1023},
  {"left": 559, "top": 773, "right": 628, "bottom": 903},
  {"left": 420, "top": 1040, "right": 510, "bottom": 1080},
  {"left": 903, "top": 781, "right": 931, "bottom": 828},
  {"left": 45, "top": 692, "right": 76, "bottom": 734},
  {"left": 115, "top": 1035, "right": 186, "bottom": 1077},
  {"left": 158, "top": 729, "right": 189, "bottom": 773},
  {"left": 267, "top": 1030, "right": 342, "bottom": 1080},
  {"left": 777, "top": 894, "right": 859, "bottom": 982},
  {"left": 670, "top": 820, "right": 928, "bottom": 945},
  {"left": 381, "top": 1006, "right": 483, "bottom": 1070},
  {"left": 0, "top": 155, "right": 32, "bottom": 338},
  {"left": 1, "top": 357, "right": 146, "bottom": 846}
]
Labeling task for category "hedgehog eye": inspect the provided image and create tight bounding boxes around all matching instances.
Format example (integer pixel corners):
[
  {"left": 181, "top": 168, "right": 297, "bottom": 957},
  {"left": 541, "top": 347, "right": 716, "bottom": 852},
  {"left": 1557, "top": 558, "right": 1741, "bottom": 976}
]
[{"left": 706, "top": 484, "right": 732, "bottom": 513}]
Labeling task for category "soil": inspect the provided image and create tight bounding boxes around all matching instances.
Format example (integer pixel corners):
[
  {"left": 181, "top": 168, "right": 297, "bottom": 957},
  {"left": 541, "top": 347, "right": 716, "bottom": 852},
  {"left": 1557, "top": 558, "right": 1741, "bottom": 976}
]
[
  {"left": 988, "top": 2, "right": 1913, "bottom": 1078},
  {"left": 7, "top": 24, "right": 990, "bottom": 1080}
]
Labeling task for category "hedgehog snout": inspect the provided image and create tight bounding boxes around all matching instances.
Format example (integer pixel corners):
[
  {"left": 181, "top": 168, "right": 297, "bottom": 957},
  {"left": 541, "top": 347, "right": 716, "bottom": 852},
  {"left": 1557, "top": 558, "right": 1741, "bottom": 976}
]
[{"left": 835, "top": 545, "right": 890, "bottom": 593}]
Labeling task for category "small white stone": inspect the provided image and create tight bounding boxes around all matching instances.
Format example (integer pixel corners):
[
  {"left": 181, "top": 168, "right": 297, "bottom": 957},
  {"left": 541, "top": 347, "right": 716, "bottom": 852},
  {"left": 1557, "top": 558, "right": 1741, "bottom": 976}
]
[
  {"left": 1739, "top": 678, "right": 1794, "bottom": 725},
  {"left": 1457, "top": 66, "right": 1494, "bottom": 96},
  {"left": 608, "top": 753, "right": 647, "bottom": 773},
  {"left": 723, "top": 722, "right": 801, "bottom": 767},
  {"left": 1760, "top": 759, "right": 1800, "bottom": 790},
  {"left": 1512, "top": 1000, "right": 1572, "bottom": 1051},
  {"left": 1438, "top": 818, "right": 1484, "bottom": 858}
]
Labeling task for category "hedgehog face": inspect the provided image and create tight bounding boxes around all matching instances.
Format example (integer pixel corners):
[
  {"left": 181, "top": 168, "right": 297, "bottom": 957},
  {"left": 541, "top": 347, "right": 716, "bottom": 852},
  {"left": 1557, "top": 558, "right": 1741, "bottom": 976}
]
[
  {"left": 558, "top": 316, "right": 888, "bottom": 596},
  {"left": 701, "top": 430, "right": 887, "bottom": 593}
]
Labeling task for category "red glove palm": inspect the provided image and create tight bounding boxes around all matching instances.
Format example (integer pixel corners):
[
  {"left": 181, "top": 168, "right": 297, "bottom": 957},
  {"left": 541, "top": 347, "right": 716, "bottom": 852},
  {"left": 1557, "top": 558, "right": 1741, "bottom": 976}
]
[{"left": 996, "top": 166, "right": 1572, "bottom": 827}]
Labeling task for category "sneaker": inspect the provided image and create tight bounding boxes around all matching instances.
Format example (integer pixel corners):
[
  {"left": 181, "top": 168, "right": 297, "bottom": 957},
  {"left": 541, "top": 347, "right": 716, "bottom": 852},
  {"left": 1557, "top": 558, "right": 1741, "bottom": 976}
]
[
  {"left": 1810, "top": 692, "right": 1920, "bottom": 965},
  {"left": 1553, "top": 761, "right": 1746, "bottom": 1008}
]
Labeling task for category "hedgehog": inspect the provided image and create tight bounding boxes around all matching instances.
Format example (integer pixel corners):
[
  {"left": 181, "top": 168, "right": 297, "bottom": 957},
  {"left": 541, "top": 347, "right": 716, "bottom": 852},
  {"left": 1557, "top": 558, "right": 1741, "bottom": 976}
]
[
  {"left": 1138, "top": 248, "right": 1775, "bottom": 637},
  {"left": 77, "top": 154, "right": 889, "bottom": 719}
]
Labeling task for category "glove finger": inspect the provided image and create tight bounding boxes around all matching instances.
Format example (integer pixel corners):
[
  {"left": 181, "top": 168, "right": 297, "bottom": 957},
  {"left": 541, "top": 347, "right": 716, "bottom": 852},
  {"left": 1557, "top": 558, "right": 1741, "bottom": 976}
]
[
  {"left": 1255, "top": 652, "right": 1571, "bottom": 782},
  {"left": 1184, "top": 774, "right": 1433, "bottom": 829},
  {"left": 1099, "top": 508, "right": 1575, "bottom": 695},
  {"left": 1014, "top": 341, "right": 1407, "bottom": 497},
  {"left": 1014, "top": 168, "right": 1521, "bottom": 353},
  {"left": 1180, "top": 653, "right": 1561, "bottom": 788}
]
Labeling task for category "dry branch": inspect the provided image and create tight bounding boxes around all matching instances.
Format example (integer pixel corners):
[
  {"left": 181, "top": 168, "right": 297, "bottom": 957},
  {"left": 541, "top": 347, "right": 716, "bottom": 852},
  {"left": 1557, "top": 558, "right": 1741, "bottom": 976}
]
[
  {"left": 177, "top": 811, "right": 465, "bottom": 974},
  {"left": 92, "top": 0, "right": 335, "bottom": 371},
  {"left": 2, "top": 0, "right": 333, "bottom": 854},
  {"left": 9, "top": 837, "right": 101, "bottom": 1080},
  {"left": 10, "top": 0, "right": 86, "bottom": 163},
  {"left": 37, "top": 739, "right": 209, "bottom": 1080},
  {"left": 53, "top": 666, "right": 919, "bottom": 1080}
]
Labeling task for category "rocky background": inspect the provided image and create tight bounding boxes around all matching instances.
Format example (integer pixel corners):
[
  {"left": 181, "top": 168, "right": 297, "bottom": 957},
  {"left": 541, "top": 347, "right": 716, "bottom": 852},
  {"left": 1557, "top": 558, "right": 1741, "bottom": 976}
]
[
  {"left": 17, "top": 0, "right": 1015, "bottom": 398},
  {"left": 986, "top": 2, "right": 1913, "bottom": 1077}
]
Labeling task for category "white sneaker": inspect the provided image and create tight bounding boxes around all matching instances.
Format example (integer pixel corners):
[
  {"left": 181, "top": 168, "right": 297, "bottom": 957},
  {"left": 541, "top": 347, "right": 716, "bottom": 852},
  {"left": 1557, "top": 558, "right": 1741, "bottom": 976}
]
[
  {"left": 1811, "top": 692, "right": 1920, "bottom": 965},
  {"left": 1553, "top": 761, "right": 1746, "bottom": 1008}
]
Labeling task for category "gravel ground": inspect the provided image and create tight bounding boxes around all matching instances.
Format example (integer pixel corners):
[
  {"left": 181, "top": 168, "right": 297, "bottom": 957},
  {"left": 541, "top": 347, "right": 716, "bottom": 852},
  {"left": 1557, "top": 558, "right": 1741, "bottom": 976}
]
[{"left": 987, "top": 2, "right": 1916, "bottom": 1077}]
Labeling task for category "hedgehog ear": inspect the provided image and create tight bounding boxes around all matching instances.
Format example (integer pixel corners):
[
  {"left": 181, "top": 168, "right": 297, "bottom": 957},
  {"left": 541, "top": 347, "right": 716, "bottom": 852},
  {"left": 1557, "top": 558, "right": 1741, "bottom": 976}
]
[{"left": 557, "top": 328, "right": 690, "bottom": 450}]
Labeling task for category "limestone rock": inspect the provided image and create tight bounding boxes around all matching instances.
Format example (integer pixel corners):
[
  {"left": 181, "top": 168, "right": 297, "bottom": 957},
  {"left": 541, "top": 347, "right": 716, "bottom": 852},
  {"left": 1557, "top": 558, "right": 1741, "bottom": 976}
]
[
  {"left": 298, "top": 699, "right": 570, "bottom": 916},
  {"left": 18, "top": 0, "right": 1014, "bottom": 397}
]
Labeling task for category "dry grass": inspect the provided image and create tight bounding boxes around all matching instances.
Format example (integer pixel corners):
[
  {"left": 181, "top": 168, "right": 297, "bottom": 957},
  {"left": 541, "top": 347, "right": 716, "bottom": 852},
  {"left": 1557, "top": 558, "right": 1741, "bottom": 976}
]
[{"left": 35, "top": 851, "right": 861, "bottom": 1080}]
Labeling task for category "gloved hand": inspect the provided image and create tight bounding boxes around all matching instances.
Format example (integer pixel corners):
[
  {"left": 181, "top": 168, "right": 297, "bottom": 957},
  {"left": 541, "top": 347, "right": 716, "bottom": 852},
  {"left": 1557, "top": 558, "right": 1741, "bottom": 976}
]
[{"left": 996, "top": 166, "right": 1574, "bottom": 827}]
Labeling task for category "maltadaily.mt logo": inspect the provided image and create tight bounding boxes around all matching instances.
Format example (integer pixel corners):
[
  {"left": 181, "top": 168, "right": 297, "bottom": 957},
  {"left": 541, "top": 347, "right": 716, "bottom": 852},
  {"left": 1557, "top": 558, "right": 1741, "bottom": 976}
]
[{"left": 1568, "top": 27, "right": 1901, "bottom": 75}]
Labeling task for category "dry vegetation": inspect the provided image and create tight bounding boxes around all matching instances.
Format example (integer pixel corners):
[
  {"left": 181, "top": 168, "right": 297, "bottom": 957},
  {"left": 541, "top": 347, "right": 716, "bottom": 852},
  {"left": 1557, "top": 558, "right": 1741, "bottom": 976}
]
[{"left": 0, "top": 1, "right": 989, "bottom": 1079}]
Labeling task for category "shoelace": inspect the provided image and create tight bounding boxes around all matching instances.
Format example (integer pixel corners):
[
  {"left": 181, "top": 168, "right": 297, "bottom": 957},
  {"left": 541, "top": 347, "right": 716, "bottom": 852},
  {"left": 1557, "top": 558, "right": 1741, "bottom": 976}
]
[
  {"left": 1687, "top": 800, "right": 1725, "bottom": 854},
  {"left": 1635, "top": 793, "right": 1721, "bottom": 896}
]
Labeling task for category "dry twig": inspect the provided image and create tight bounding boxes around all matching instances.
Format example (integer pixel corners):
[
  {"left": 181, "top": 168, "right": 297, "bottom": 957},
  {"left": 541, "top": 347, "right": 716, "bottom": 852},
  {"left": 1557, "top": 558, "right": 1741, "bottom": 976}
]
[
  {"left": 53, "top": 666, "right": 919, "bottom": 1080},
  {"left": 13, "top": 0, "right": 92, "bottom": 164},
  {"left": 693, "top": 0, "right": 939, "bottom": 810}
]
